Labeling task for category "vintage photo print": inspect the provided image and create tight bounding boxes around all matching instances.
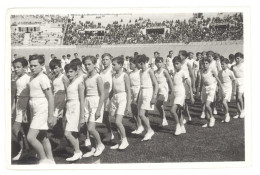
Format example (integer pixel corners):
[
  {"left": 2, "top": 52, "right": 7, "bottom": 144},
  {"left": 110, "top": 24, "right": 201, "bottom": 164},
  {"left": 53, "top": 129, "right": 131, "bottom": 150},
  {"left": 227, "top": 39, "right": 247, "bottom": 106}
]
[{"left": 5, "top": 7, "right": 251, "bottom": 169}]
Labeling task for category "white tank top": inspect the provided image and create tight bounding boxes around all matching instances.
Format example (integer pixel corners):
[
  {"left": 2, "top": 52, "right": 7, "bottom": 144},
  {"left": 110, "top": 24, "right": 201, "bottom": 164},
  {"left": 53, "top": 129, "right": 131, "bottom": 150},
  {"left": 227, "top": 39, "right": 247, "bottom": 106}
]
[
  {"left": 140, "top": 68, "right": 153, "bottom": 88},
  {"left": 85, "top": 73, "right": 99, "bottom": 96},
  {"left": 193, "top": 60, "right": 200, "bottom": 71},
  {"left": 16, "top": 73, "right": 30, "bottom": 97},
  {"left": 155, "top": 69, "right": 167, "bottom": 85},
  {"left": 202, "top": 70, "right": 217, "bottom": 86},
  {"left": 66, "top": 78, "right": 82, "bottom": 100},
  {"left": 100, "top": 66, "right": 113, "bottom": 93},
  {"left": 232, "top": 63, "right": 244, "bottom": 79},
  {"left": 129, "top": 70, "right": 140, "bottom": 87},
  {"left": 172, "top": 69, "right": 187, "bottom": 91},
  {"left": 219, "top": 69, "right": 235, "bottom": 84},
  {"left": 112, "top": 72, "right": 126, "bottom": 93},
  {"left": 53, "top": 74, "right": 65, "bottom": 94}
]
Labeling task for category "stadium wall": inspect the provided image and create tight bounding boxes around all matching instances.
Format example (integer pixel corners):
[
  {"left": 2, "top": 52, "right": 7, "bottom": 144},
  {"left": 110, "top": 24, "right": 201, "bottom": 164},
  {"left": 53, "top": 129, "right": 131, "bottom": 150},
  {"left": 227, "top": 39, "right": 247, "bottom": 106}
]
[{"left": 11, "top": 40, "right": 243, "bottom": 63}]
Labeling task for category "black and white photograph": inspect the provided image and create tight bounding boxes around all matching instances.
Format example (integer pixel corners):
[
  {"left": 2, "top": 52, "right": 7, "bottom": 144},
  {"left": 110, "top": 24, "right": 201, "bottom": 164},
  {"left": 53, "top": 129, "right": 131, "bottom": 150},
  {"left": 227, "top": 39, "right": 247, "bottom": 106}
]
[{"left": 5, "top": 7, "right": 250, "bottom": 169}]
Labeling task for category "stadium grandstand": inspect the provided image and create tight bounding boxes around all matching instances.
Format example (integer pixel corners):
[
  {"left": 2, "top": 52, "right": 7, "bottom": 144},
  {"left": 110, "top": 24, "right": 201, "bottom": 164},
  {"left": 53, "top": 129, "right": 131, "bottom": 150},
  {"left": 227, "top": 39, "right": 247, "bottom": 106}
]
[{"left": 11, "top": 13, "right": 243, "bottom": 46}]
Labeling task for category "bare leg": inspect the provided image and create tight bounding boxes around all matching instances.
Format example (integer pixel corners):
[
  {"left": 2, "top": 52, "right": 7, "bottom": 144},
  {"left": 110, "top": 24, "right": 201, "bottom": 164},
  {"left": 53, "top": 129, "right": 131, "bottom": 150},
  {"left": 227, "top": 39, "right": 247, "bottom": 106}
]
[
  {"left": 64, "top": 131, "right": 80, "bottom": 153},
  {"left": 27, "top": 128, "right": 47, "bottom": 160}
]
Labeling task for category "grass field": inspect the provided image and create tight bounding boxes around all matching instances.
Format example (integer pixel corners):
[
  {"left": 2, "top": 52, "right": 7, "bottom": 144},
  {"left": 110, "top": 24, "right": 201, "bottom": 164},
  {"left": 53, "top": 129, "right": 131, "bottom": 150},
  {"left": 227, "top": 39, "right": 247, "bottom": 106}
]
[{"left": 11, "top": 99, "right": 245, "bottom": 164}]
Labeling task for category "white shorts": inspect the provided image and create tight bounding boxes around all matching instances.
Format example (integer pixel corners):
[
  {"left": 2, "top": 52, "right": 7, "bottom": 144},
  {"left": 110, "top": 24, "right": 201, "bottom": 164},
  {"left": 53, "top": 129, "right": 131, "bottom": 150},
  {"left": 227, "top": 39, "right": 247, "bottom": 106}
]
[
  {"left": 15, "top": 96, "right": 29, "bottom": 123},
  {"left": 172, "top": 89, "right": 185, "bottom": 106},
  {"left": 65, "top": 100, "right": 80, "bottom": 132},
  {"left": 29, "top": 98, "right": 49, "bottom": 130},
  {"left": 158, "top": 83, "right": 169, "bottom": 102},
  {"left": 221, "top": 83, "right": 232, "bottom": 102},
  {"left": 236, "top": 78, "right": 244, "bottom": 94},
  {"left": 138, "top": 88, "right": 154, "bottom": 111},
  {"left": 131, "top": 86, "right": 140, "bottom": 104},
  {"left": 84, "top": 96, "right": 104, "bottom": 123},
  {"left": 110, "top": 92, "right": 127, "bottom": 116},
  {"left": 201, "top": 83, "right": 217, "bottom": 103}
]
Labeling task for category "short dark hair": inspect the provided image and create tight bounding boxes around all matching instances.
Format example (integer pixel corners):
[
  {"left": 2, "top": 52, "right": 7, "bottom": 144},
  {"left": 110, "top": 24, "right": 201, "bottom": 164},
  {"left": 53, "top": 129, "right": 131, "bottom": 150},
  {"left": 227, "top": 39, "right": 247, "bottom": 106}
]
[
  {"left": 188, "top": 52, "right": 193, "bottom": 56},
  {"left": 12, "top": 57, "right": 28, "bottom": 67},
  {"left": 235, "top": 52, "right": 243, "bottom": 59},
  {"left": 137, "top": 54, "right": 149, "bottom": 64},
  {"left": 173, "top": 56, "right": 182, "bottom": 64},
  {"left": 70, "top": 58, "right": 82, "bottom": 67},
  {"left": 101, "top": 53, "right": 112, "bottom": 59},
  {"left": 29, "top": 54, "right": 45, "bottom": 65},
  {"left": 179, "top": 50, "right": 188, "bottom": 58},
  {"left": 67, "top": 54, "right": 71, "bottom": 57},
  {"left": 229, "top": 54, "right": 235, "bottom": 60},
  {"left": 221, "top": 58, "right": 230, "bottom": 64},
  {"left": 64, "top": 63, "right": 78, "bottom": 73},
  {"left": 154, "top": 51, "right": 159, "bottom": 55},
  {"left": 196, "top": 52, "right": 201, "bottom": 57},
  {"left": 49, "top": 59, "right": 61, "bottom": 70},
  {"left": 206, "top": 51, "right": 215, "bottom": 57},
  {"left": 202, "top": 58, "right": 211, "bottom": 63},
  {"left": 83, "top": 55, "right": 97, "bottom": 64},
  {"left": 112, "top": 56, "right": 124, "bottom": 66},
  {"left": 62, "top": 55, "right": 66, "bottom": 58},
  {"left": 129, "top": 56, "right": 138, "bottom": 64},
  {"left": 155, "top": 57, "right": 164, "bottom": 63}
]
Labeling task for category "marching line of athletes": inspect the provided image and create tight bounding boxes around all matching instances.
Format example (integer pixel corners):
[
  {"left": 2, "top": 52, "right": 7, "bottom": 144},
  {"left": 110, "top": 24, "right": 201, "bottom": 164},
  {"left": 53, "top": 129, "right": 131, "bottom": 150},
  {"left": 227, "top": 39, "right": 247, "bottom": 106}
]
[{"left": 11, "top": 50, "right": 244, "bottom": 164}]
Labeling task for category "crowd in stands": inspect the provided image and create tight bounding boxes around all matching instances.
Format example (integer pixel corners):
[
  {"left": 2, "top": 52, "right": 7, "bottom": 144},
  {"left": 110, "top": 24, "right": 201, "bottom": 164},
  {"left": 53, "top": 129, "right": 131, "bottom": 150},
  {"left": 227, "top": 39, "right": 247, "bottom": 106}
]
[
  {"left": 11, "top": 13, "right": 243, "bottom": 46},
  {"left": 63, "top": 13, "right": 243, "bottom": 45}
]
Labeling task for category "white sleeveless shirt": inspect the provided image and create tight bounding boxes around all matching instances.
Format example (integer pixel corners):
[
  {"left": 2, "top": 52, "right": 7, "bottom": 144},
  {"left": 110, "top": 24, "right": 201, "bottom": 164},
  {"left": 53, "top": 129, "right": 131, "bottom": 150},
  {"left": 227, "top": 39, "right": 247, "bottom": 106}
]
[
  {"left": 16, "top": 73, "right": 30, "bottom": 97},
  {"left": 85, "top": 73, "right": 100, "bottom": 96},
  {"left": 66, "top": 78, "right": 82, "bottom": 100},
  {"left": 129, "top": 70, "right": 140, "bottom": 87},
  {"left": 140, "top": 68, "right": 153, "bottom": 88},
  {"left": 52, "top": 74, "right": 65, "bottom": 94},
  {"left": 202, "top": 70, "right": 217, "bottom": 86},
  {"left": 100, "top": 66, "right": 113, "bottom": 93},
  {"left": 112, "top": 72, "right": 126, "bottom": 93}
]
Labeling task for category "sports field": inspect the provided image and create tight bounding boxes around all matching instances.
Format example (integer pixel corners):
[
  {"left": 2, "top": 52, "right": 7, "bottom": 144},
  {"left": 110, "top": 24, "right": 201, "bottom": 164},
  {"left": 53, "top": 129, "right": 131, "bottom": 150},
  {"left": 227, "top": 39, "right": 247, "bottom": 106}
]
[
  {"left": 10, "top": 42, "right": 245, "bottom": 164},
  {"left": 11, "top": 99, "right": 245, "bottom": 164}
]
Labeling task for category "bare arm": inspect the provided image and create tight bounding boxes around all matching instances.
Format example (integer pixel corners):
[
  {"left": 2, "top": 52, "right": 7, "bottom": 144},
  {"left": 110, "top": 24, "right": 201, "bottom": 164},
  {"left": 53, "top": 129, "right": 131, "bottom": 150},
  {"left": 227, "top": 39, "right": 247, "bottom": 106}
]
[
  {"left": 163, "top": 69, "right": 174, "bottom": 92},
  {"left": 78, "top": 82, "right": 85, "bottom": 123},
  {"left": 187, "top": 63, "right": 195, "bottom": 93},
  {"left": 149, "top": 69, "right": 159, "bottom": 104},
  {"left": 95, "top": 77, "right": 105, "bottom": 119},
  {"left": 44, "top": 88, "right": 55, "bottom": 127},
  {"left": 212, "top": 70, "right": 223, "bottom": 89},
  {"left": 185, "top": 77, "right": 194, "bottom": 104},
  {"left": 124, "top": 73, "right": 132, "bottom": 114}
]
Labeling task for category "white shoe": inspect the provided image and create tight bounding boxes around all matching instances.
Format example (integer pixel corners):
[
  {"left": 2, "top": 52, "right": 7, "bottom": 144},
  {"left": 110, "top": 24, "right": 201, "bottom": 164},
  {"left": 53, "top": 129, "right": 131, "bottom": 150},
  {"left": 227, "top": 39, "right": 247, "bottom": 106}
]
[
  {"left": 225, "top": 113, "right": 230, "bottom": 123},
  {"left": 202, "top": 123, "right": 208, "bottom": 128},
  {"left": 233, "top": 114, "right": 239, "bottom": 119},
  {"left": 213, "top": 108, "right": 218, "bottom": 115},
  {"left": 209, "top": 117, "right": 215, "bottom": 127},
  {"left": 142, "top": 130, "right": 155, "bottom": 141},
  {"left": 47, "top": 159, "right": 56, "bottom": 164},
  {"left": 110, "top": 144, "right": 119, "bottom": 150},
  {"left": 66, "top": 151, "right": 82, "bottom": 161},
  {"left": 85, "top": 139, "right": 91, "bottom": 147},
  {"left": 240, "top": 110, "right": 245, "bottom": 118},
  {"left": 131, "top": 130, "right": 137, "bottom": 134},
  {"left": 12, "top": 149, "right": 22, "bottom": 161},
  {"left": 200, "top": 112, "right": 205, "bottom": 119},
  {"left": 83, "top": 147, "right": 96, "bottom": 158},
  {"left": 162, "top": 118, "right": 168, "bottom": 126},
  {"left": 174, "top": 124, "right": 182, "bottom": 135},
  {"left": 135, "top": 126, "right": 144, "bottom": 134},
  {"left": 181, "top": 125, "right": 186, "bottom": 134},
  {"left": 94, "top": 144, "right": 105, "bottom": 157},
  {"left": 39, "top": 159, "right": 51, "bottom": 164},
  {"left": 183, "top": 119, "right": 187, "bottom": 124},
  {"left": 119, "top": 138, "right": 129, "bottom": 150}
]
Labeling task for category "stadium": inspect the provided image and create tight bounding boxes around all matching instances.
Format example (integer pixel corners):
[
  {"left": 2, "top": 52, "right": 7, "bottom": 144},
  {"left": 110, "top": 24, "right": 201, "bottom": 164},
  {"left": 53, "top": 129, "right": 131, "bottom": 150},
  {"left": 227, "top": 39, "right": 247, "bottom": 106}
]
[{"left": 10, "top": 12, "right": 244, "bottom": 165}]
